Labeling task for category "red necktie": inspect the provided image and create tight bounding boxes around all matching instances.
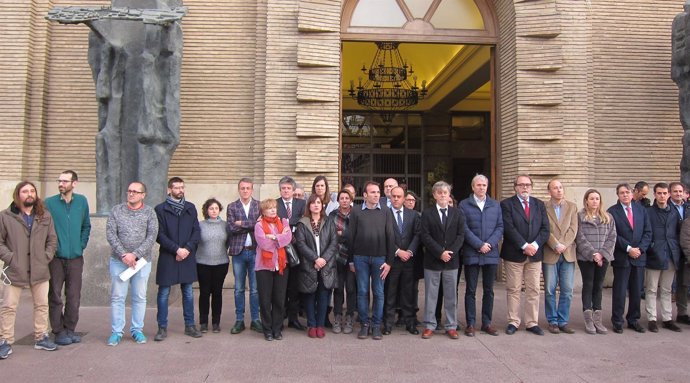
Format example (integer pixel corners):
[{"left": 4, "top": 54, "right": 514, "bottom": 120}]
[
  {"left": 522, "top": 199, "right": 530, "bottom": 219},
  {"left": 626, "top": 206, "right": 633, "bottom": 229}
]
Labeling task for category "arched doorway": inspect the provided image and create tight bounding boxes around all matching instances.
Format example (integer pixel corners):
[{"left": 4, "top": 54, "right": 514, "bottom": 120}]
[{"left": 340, "top": 0, "right": 499, "bottom": 207}]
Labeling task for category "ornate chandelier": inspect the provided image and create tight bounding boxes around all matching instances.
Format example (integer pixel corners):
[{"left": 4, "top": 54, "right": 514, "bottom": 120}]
[{"left": 348, "top": 42, "right": 428, "bottom": 124}]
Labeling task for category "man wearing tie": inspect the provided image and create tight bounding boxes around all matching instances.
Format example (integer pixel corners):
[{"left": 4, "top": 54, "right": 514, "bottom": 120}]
[
  {"left": 420, "top": 181, "right": 465, "bottom": 339},
  {"left": 384, "top": 186, "right": 421, "bottom": 335},
  {"left": 501, "top": 175, "right": 550, "bottom": 336},
  {"left": 275, "top": 176, "right": 307, "bottom": 330},
  {"left": 607, "top": 183, "right": 652, "bottom": 333}
]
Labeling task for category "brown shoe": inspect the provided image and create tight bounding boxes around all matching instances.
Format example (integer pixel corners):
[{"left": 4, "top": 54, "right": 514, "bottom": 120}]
[
  {"left": 558, "top": 325, "right": 575, "bottom": 334},
  {"left": 464, "top": 326, "right": 475, "bottom": 337},
  {"left": 421, "top": 329, "right": 434, "bottom": 339},
  {"left": 481, "top": 325, "right": 499, "bottom": 336},
  {"left": 446, "top": 329, "right": 459, "bottom": 339},
  {"left": 548, "top": 323, "right": 560, "bottom": 334}
]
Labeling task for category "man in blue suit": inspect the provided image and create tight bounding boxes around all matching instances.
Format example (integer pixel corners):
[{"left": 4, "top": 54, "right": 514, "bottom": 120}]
[
  {"left": 607, "top": 183, "right": 652, "bottom": 333},
  {"left": 383, "top": 186, "right": 421, "bottom": 335},
  {"left": 275, "top": 176, "right": 307, "bottom": 331},
  {"left": 500, "top": 174, "right": 550, "bottom": 336}
]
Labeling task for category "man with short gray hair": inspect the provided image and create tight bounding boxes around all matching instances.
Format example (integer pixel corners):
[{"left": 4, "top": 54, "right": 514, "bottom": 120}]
[{"left": 420, "top": 181, "right": 465, "bottom": 340}]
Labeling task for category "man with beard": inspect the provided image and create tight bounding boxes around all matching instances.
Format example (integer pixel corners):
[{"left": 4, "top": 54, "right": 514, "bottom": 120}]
[
  {"left": 154, "top": 177, "right": 202, "bottom": 341},
  {"left": 0, "top": 181, "right": 58, "bottom": 358},
  {"left": 45, "top": 170, "right": 91, "bottom": 346}
]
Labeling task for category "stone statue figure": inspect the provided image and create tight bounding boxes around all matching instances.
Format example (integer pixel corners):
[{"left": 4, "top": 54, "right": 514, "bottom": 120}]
[
  {"left": 672, "top": 1, "right": 690, "bottom": 186},
  {"left": 47, "top": 0, "right": 187, "bottom": 215}
]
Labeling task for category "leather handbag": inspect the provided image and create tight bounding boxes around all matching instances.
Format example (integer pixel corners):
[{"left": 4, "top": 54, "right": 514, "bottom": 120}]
[{"left": 285, "top": 243, "right": 300, "bottom": 267}]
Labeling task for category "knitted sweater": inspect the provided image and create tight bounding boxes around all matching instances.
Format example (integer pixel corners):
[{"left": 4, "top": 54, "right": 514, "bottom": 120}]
[
  {"left": 196, "top": 219, "right": 230, "bottom": 266},
  {"left": 106, "top": 203, "right": 159, "bottom": 262}
]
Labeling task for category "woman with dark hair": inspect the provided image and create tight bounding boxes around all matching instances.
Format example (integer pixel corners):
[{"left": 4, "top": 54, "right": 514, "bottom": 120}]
[
  {"left": 254, "top": 199, "right": 292, "bottom": 341},
  {"left": 196, "top": 198, "right": 229, "bottom": 333},
  {"left": 311, "top": 175, "right": 339, "bottom": 216},
  {"left": 329, "top": 189, "right": 356, "bottom": 334},
  {"left": 294, "top": 194, "right": 338, "bottom": 338},
  {"left": 576, "top": 189, "right": 616, "bottom": 334}
]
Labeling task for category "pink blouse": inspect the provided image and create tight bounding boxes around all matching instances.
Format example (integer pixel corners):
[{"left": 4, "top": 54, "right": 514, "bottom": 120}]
[{"left": 254, "top": 217, "right": 292, "bottom": 271}]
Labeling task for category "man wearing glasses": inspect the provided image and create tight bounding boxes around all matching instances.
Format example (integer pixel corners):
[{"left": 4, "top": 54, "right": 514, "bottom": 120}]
[
  {"left": 501, "top": 175, "right": 550, "bottom": 335},
  {"left": 105, "top": 182, "right": 158, "bottom": 346},
  {"left": 45, "top": 170, "right": 91, "bottom": 346}
]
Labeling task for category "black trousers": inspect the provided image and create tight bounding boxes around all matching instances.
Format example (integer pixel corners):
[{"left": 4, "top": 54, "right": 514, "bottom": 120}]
[
  {"left": 578, "top": 260, "right": 608, "bottom": 311},
  {"left": 197, "top": 263, "right": 229, "bottom": 325},
  {"left": 48, "top": 257, "right": 84, "bottom": 333},
  {"left": 257, "top": 268, "right": 289, "bottom": 336},
  {"left": 333, "top": 263, "right": 356, "bottom": 316},
  {"left": 385, "top": 264, "right": 416, "bottom": 326},
  {"left": 286, "top": 264, "right": 302, "bottom": 320},
  {"left": 611, "top": 265, "right": 644, "bottom": 326},
  {"left": 464, "top": 264, "right": 497, "bottom": 327}
]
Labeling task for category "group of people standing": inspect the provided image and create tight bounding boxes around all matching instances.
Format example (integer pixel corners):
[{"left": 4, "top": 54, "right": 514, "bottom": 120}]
[{"left": 2, "top": 171, "right": 690, "bottom": 359}]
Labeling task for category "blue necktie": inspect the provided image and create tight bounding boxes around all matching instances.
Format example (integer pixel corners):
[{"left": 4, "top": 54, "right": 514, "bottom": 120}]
[{"left": 396, "top": 210, "right": 403, "bottom": 233}]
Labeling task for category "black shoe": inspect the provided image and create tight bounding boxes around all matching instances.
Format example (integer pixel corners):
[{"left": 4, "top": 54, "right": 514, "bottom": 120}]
[
  {"left": 406, "top": 324, "right": 419, "bottom": 335},
  {"left": 154, "top": 327, "right": 167, "bottom": 341},
  {"left": 250, "top": 320, "right": 263, "bottom": 333},
  {"left": 264, "top": 333, "right": 273, "bottom": 341},
  {"left": 288, "top": 319, "right": 306, "bottom": 331},
  {"left": 628, "top": 322, "right": 646, "bottom": 333},
  {"left": 185, "top": 325, "right": 203, "bottom": 338},
  {"left": 274, "top": 332, "right": 283, "bottom": 340},
  {"left": 612, "top": 324, "right": 623, "bottom": 334},
  {"left": 372, "top": 325, "right": 383, "bottom": 340},
  {"left": 382, "top": 325, "right": 392, "bottom": 335},
  {"left": 677, "top": 315, "right": 690, "bottom": 325},
  {"left": 200, "top": 324, "right": 208, "bottom": 333},
  {"left": 212, "top": 324, "right": 220, "bottom": 333},
  {"left": 526, "top": 326, "right": 544, "bottom": 336},
  {"left": 358, "top": 324, "right": 370, "bottom": 339},
  {"left": 505, "top": 324, "right": 518, "bottom": 335},
  {"left": 230, "top": 321, "right": 245, "bottom": 334},
  {"left": 648, "top": 321, "right": 659, "bottom": 333},
  {"left": 662, "top": 320, "right": 682, "bottom": 332}
]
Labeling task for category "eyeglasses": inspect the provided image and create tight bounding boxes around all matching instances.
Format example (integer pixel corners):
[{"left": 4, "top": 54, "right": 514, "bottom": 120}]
[
  {"left": 56, "top": 179, "right": 73, "bottom": 184},
  {"left": 404, "top": 198, "right": 416, "bottom": 202},
  {"left": 127, "top": 190, "right": 145, "bottom": 195},
  {"left": 515, "top": 183, "right": 532, "bottom": 188}
]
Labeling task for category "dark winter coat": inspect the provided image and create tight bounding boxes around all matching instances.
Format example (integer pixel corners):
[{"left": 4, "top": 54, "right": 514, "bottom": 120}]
[
  {"left": 155, "top": 200, "right": 201, "bottom": 285},
  {"left": 645, "top": 203, "right": 681, "bottom": 270},
  {"left": 294, "top": 216, "right": 338, "bottom": 293},
  {"left": 459, "top": 195, "right": 503, "bottom": 266}
]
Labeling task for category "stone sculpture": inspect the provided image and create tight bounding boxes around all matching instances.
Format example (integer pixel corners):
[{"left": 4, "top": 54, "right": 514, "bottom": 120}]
[
  {"left": 47, "top": 0, "right": 187, "bottom": 214},
  {"left": 673, "top": 1, "right": 690, "bottom": 186}
]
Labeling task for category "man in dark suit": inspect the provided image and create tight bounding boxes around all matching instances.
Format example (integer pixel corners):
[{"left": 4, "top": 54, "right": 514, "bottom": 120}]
[
  {"left": 380, "top": 178, "right": 398, "bottom": 209},
  {"left": 420, "top": 181, "right": 465, "bottom": 340},
  {"left": 501, "top": 174, "right": 550, "bottom": 336},
  {"left": 384, "top": 186, "right": 421, "bottom": 335},
  {"left": 607, "top": 183, "right": 652, "bottom": 333},
  {"left": 670, "top": 181, "right": 690, "bottom": 325},
  {"left": 275, "top": 176, "right": 307, "bottom": 330},
  {"left": 227, "top": 178, "right": 262, "bottom": 334}
]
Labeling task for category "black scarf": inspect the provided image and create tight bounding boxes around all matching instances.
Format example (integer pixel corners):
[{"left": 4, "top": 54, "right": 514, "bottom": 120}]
[{"left": 166, "top": 195, "right": 185, "bottom": 216}]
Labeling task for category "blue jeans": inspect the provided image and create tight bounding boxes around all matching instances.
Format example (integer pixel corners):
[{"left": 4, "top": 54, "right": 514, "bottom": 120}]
[
  {"left": 109, "top": 258, "right": 152, "bottom": 335},
  {"left": 543, "top": 255, "right": 575, "bottom": 326},
  {"left": 354, "top": 255, "right": 385, "bottom": 326},
  {"left": 157, "top": 283, "right": 195, "bottom": 327},
  {"left": 302, "top": 281, "right": 331, "bottom": 328},
  {"left": 232, "top": 250, "right": 259, "bottom": 321}
]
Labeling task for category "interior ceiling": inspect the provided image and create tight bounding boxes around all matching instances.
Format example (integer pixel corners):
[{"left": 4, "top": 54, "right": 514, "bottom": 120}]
[{"left": 341, "top": 41, "right": 491, "bottom": 113}]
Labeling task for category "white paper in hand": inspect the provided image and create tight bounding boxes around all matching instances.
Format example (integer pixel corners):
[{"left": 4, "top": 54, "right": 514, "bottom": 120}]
[{"left": 119, "top": 258, "right": 148, "bottom": 282}]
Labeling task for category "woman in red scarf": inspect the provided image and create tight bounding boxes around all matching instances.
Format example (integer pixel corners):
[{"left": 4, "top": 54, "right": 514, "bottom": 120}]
[{"left": 254, "top": 199, "right": 292, "bottom": 341}]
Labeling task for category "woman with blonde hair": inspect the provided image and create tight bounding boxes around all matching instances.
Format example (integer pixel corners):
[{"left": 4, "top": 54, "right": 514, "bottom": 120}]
[
  {"left": 254, "top": 199, "right": 292, "bottom": 341},
  {"left": 575, "top": 189, "right": 616, "bottom": 334}
]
